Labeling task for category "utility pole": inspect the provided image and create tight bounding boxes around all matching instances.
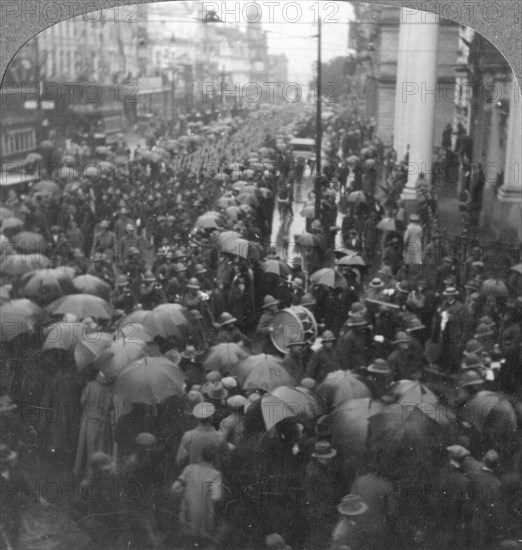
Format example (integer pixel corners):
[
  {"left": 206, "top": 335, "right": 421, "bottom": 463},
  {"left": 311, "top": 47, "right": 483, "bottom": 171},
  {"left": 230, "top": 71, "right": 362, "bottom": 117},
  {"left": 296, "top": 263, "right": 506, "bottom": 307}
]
[{"left": 314, "top": 17, "right": 322, "bottom": 220}]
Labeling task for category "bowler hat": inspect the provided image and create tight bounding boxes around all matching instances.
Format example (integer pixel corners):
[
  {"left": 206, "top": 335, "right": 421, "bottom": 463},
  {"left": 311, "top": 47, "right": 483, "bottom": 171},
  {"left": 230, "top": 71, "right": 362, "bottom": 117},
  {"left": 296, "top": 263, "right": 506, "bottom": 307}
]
[
  {"left": 377, "top": 265, "right": 393, "bottom": 278},
  {"left": 463, "top": 339, "right": 484, "bottom": 357},
  {"left": 227, "top": 395, "right": 248, "bottom": 411},
  {"left": 337, "top": 494, "right": 369, "bottom": 516},
  {"left": 348, "top": 302, "right": 367, "bottom": 318},
  {"left": 367, "top": 359, "right": 392, "bottom": 374},
  {"left": 300, "top": 293, "right": 316, "bottom": 307},
  {"left": 459, "top": 370, "right": 484, "bottom": 387},
  {"left": 181, "top": 345, "right": 197, "bottom": 360},
  {"left": 461, "top": 353, "right": 484, "bottom": 370},
  {"left": 393, "top": 331, "right": 413, "bottom": 345},
  {"left": 346, "top": 314, "right": 367, "bottom": 327},
  {"left": 219, "top": 312, "right": 237, "bottom": 326},
  {"left": 207, "top": 382, "right": 228, "bottom": 401},
  {"left": 443, "top": 287, "right": 459, "bottom": 296},
  {"left": 321, "top": 330, "right": 336, "bottom": 342},
  {"left": 262, "top": 295, "right": 279, "bottom": 308},
  {"left": 193, "top": 402, "right": 215, "bottom": 419},
  {"left": 369, "top": 277, "right": 384, "bottom": 289},
  {"left": 311, "top": 441, "right": 337, "bottom": 459},
  {"left": 89, "top": 452, "right": 114, "bottom": 471},
  {"left": 135, "top": 432, "right": 158, "bottom": 450}
]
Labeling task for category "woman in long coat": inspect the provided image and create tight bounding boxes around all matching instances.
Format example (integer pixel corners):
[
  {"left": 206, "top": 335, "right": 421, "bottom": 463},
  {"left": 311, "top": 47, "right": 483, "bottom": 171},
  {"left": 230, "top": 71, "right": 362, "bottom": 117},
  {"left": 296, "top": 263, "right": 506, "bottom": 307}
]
[{"left": 403, "top": 214, "right": 423, "bottom": 271}]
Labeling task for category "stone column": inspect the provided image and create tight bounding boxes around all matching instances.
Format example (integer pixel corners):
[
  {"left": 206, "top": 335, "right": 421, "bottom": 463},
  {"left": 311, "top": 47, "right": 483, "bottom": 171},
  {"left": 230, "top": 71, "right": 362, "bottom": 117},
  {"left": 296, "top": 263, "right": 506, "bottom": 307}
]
[
  {"left": 495, "top": 78, "right": 522, "bottom": 238},
  {"left": 393, "top": 15, "right": 411, "bottom": 162},
  {"left": 398, "top": 10, "right": 440, "bottom": 202}
]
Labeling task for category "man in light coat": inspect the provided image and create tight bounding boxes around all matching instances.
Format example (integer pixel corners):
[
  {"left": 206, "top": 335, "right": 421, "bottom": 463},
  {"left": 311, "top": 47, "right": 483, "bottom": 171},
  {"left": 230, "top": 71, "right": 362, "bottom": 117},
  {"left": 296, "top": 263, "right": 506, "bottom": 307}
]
[{"left": 403, "top": 214, "right": 423, "bottom": 277}]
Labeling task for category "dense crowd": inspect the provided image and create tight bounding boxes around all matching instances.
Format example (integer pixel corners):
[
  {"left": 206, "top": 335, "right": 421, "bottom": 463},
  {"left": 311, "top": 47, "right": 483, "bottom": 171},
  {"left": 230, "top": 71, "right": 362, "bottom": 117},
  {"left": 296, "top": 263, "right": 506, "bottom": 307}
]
[{"left": 0, "top": 103, "right": 521, "bottom": 550}]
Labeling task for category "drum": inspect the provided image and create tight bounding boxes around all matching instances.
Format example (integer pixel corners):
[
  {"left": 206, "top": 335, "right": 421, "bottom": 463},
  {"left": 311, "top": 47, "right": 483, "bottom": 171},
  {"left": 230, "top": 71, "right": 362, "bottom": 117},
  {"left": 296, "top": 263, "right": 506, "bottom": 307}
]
[{"left": 270, "top": 306, "right": 318, "bottom": 354}]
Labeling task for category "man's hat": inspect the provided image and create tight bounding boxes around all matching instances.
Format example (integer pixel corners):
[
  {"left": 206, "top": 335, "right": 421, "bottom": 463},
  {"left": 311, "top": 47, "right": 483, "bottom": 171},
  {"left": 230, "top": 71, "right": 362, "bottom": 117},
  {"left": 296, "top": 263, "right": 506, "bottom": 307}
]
[
  {"left": 367, "top": 358, "right": 392, "bottom": 374},
  {"left": 186, "top": 278, "right": 201, "bottom": 289},
  {"left": 446, "top": 445, "right": 470, "bottom": 460},
  {"left": 262, "top": 295, "right": 279, "bottom": 308},
  {"left": 265, "top": 533, "right": 291, "bottom": 550},
  {"left": 193, "top": 402, "right": 215, "bottom": 419},
  {"left": 174, "top": 263, "right": 187, "bottom": 272},
  {"left": 483, "top": 449, "right": 499, "bottom": 468},
  {"left": 89, "top": 451, "right": 114, "bottom": 471},
  {"left": 116, "top": 275, "right": 129, "bottom": 286},
  {"left": 337, "top": 494, "right": 369, "bottom": 516},
  {"left": 442, "top": 256, "right": 454, "bottom": 264},
  {"left": 463, "top": 339, "right": 484, "bottom": 357},
  {"left": 471, "top": 261, "right": 485, "bottom": 269},
  {"left": 143, "top": 270, "right": 156, "bottom": 283},
  {"left": 291, "top": 278, "right": 304, "bottom": 290},
  {"left": 0, "top": 443, "right": 17, "bottom": 462},
  {"left": 125, "top": 223, "right": 134, "bottom": 232},
  {"left": 461, "top": 353, "right": 484, "bottom": 370},
  {"left": 459, "top": 370, "right": 484, "bottom": 387},
  {"left": 99, "top": 220, "right": 110, "bottom": 228},
  {"left": 348, "top": 302, "right": 367, "bottom": 318},
  {"left": 194, "top": 264, "right": 207, "bottom": 275},
  {"left": 135, "top": 432, "right": 158, "bottom": 450},
  {"left": 465, "top": 280, "right": 480, "bottom": 292},
  {"left": 221, "top": 377, "right": 238, "bottom": 390},
  {"left": 393, "top": 331, "right": 413, "bottom": 345},
  {"left": 190, "top": 309, "right": 203, "bottom": 321},
  {"left": 300, "top": 293, "right": 316, "bottom": 307},
  {"left": 321, "top": 330, "right": 336, "bottom": 342},
  {"left": 369, "top": 277, "right": 384, "bottom": 289},
  {"left": 409, "top": 214, "right": 420, "bottom": 222},
  {"left": 443, "top": 287, "right": 459, "bottom": 296},
  {"left": 299, "top": 378, "right": 316, "bottom": 391},
  {"left": 184, "top": 390, "right": 204, "bottom": 413},
  {"left": 377, "top": 265, "right": 393, "bottom": 278},
  {"left": 173, "top": 249, "right": 186, "bottom": 260},
  {"left": 219, "top": 312, "right": 237, "bottom": 326},
  {"left": 346, "top": 314, "right": 367, "bottom": 327},
  {"left": 227, "top": 395, "right": 248, "bottom": 411},
  {"left": 181, "top": 345, "right": 197, "bottom": 360},
  {"left": 207, "top": 382, "right": 228, "bottom": 401},
  {"left": 311, "top": 441, "right": 337, "bottom": 459},
  {"left": 164, "top": 349, "right": 181, "bottom": 365},
  {"left": 311, "top": 219, "right": 322, "bottom": 230}
]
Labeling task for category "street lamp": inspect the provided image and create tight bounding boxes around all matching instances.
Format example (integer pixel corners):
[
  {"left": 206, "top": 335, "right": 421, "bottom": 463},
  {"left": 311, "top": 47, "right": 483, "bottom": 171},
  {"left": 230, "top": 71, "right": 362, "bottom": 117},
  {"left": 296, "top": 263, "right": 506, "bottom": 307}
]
[{"left": 313, "top": 17, "right": 323, "bottom": 221}]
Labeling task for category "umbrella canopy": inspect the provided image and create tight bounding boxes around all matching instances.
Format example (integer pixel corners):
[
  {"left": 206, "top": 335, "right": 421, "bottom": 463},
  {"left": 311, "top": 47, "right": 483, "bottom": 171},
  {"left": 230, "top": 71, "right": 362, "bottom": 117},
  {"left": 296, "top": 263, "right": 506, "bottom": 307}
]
[
  {"left": 83, "top": 165, "right": 101, "bottom": 178},
  {"left": 347, "top": 155, "right": 359, "bottom": 163},
  {"left": 0, "top": 299, "right": 43, "bottom": 342},
  {"left": 1, "top": 217, "right": 23, "bottom": 231},
  {"left": 236, "top": 193, "right": 260, "bottom": 207},
  {"left": 94, "top": 340, "right": 158, "bottom": 378},
  {"left": 240, "top": 185, "right": 263, "bottom": 198},
  {"left": 300, "top": 202, "right": 316, "bottom": 219},
  {"left": 17, "top": 269, "right": 76, "bottom": 305},
  {"left": 480, "top": 278, "right": 509, "bottom": 298},
  {"left": 214, "top": 230, "right": 241, "bottom": 246},
  {"left": 114, "top": 323, "right": 156, "bottom": 344},
  {"left": 224, "top": 206, "right": 242, "bottom": 221},
  {"left": 337, "top": 255, "right": 367, "bottom": 267},
  {"left": 346, "top": 191, "right": 367, "bottom": 204},
  {"left": 220, "top": 238, "right": 262, "bottom": 260},
  {"left": 461, "top": 391, "right": 517, "bottom": 433},
  {"left": 0, "top": 253, "right": 52, "bottom": 276},
  {"left": 32, "top": 180, "right": 61, "bottom": 194},
  {"left": 121, "top": 310, "right": 180, "bottom": 340},
  {"left": 40, "top": 140, "right": 53, "bottom": 150},
  {"left": 113, "top": 356, "right": 185, "bottom": 406},
  {"left": 376, "top": 217, "right": 397, "bottom": 232},
  {"left": 25, "top": 152, "right": 43, "bottom": 164},
  {"left": 261, "top": 386, "right": 324, "bottom": 431},
  {"left": 57, "top": 166, "right": 79, "bottom": 182},
  {"left": 195, "top": 214, "right": 221, "bottom": 230},
  {"left": 73, "top": 274, "right": 111, "bottom": 300},
  {"left": 310, "top": 268, "right": 348, "bottom": 289},
  {"left": 261, "top": 259, "right": 291, "bottom": 277},
  {"left": 218, "top": 196, "right": 238, "bottom": 208},
  {"left": 74, "top": 332, "right": 113, "bottom": 371},
  {"left": 296, "top": 233, "right": 321, "bottom": 247},
  {"left": 11, "top": 231, "right": 47, "bottom": 253},
  {"left": 43, "top": 321, "right": 88, "bottom": 351},
  {"left": 330, "top": 397, "right": 387, "bottom": 454},
  {"left": 46, "top": 294, "right": 115, "bottom": 321},
  {"left": 242, "top": 356, "right": 293, "bottom": 392},
  {"left": 317, "top": 370, "right": 373, "bottom": 409},
  {"left": 52, "top": 266, "right": 76, "bottom": 279},
  {"left": 385, "top": 380, "right": 439, "bottom": 408},
  {"left": 202, "top": 343, "right": 250, "bottom": 375},
  {"left": 510, "top": 263, "right": 522, "bottom": 275},
  {"left": 153, "top": 303, "right": 192, "bottom": 333},
  {"left": 232, "top": 353, "right": 281, "bottom": 385}
]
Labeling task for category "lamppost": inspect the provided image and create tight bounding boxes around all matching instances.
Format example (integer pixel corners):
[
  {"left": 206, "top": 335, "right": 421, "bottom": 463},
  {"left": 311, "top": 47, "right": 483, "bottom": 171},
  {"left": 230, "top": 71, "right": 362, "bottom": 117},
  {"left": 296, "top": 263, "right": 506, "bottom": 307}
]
[{"left": 313, "top": 17, "right": 323, "bottom": 220}]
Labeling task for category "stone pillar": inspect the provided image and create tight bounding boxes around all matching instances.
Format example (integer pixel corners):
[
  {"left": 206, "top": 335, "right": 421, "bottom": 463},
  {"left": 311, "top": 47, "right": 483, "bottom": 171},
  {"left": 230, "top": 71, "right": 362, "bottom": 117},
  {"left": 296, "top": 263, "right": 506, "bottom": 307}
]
[
  {"left": 495, "top": 78, "right": 522, "bottom": 239},
  {"left": 393, "top": 15, "right": 411, "bottom": 162},
  {"left": 398, "top": 10, "right": 440, "bottom": 202}
]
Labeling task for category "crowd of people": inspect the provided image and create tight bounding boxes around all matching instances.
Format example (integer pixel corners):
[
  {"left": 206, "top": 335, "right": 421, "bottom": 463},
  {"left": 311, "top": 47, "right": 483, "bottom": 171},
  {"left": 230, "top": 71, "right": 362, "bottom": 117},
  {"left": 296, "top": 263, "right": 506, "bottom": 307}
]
[{"left": 0, "top": 102, "right": 521, "bottom": 550}]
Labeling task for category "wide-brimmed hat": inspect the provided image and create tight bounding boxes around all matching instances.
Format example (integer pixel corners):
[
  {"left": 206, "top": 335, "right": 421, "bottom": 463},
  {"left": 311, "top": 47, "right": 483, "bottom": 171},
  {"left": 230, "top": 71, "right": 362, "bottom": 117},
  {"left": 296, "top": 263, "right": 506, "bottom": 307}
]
[
  {"left": 409, "top": 214, "right": 420, "bottom": 222},
  {"left": 459, "top": 370, "right": 484, "bottom": 387},
  {"left": 321, "top": 330, "right": 336, "bottom": 342},
  {"left": 369, "top": 277, "right": 384, "bottom": 289},
  {"left": 443, "top": 287, "right": 459, "bottom": 296},
  {"left": 205, "top": 370, "right": 222, "bottom": 383},
  {"left": 393, "top": 331, "right": 413, "bottom": 345},
  {"left": 194, "top": 264, "right": 207, "bottom": 274},
  {"left": 367, "top": 358, "right": 392, "bottom": 374},
  {"left": 299, "top": 378, "right": 316, "bottom": 390},
  {"left": 164, "top": 349, "right": 181, "bottom": 365},
  {"left": 337, "top": 494, "right": 369, "bottom": 516},
  {"left": 463, "top": 339, "right": 484, "bottom": 356},
  {"left": 300, "top": 293, "right": 316, "bottom": 307},
  {"left": 442, "top": 256, "right": 454, "bottom": 264},
  {"left": 135, "top": 432, "right": 158, "bottom": 450},
  {"left": 181, "top": 345, "right": 197, "bottom": 360},
  {"left": 174, "top": 263, "right": 187, "bottom": 272},
  {"left": 184, "top": 390, "right": 204, "bottom": 413},
  {"left": 89, "top": 451, "right": 115, "bottom": 471},
  {"left": 377, "top": 265, "right": 393, "bottom": 277},
  {"left": 348, "top": 302, "right": 367, "bottom": 318},
  {"left": 405, "top": 317, "right": 426, "bottom": 333},
  {"left": 193, "top": 402, "right": 216, "bottom": 419},
  {"left": 446, "top": 445, "right": 470, "bottom": 460},
  {"left": 262, "top": 295, "right": 279, "bottom": 308},
  {"left": 190, "top": 309, "right": 203, "bottom": 321},
  {"left": 227, "top": 395, "right": 248, "bottom": 411},
  {"left": 219, "top": 312, "right": 237, "bottom": 326},
  {"left": 0, "top": 443, "right": 17, "bottom": 462},
  {"left": 311, "top": 441, "right": 337, "bottom": 459},
  {"left": 207, "top": 382, "right": 228, "bottom": 401},
  {"left": 99, "top": 220, "right": 110, "bottom": 228},
  {"left": 222, "top": 377, "right": 238, "bottom": 390},
  {"left": 346, "top": 314, "right": 367, "bottom": 327},
  {"left": 291, "top": 278, "right": 304, "bottom": 290},
  {"left": 186, "top": 278, "right": 201, "bottom": 289},
  {"left": 464, "top": 280, "right": 480, "bottom": 292},
  {"left": 143, "top": 271, "right": 156, "bottom": 283},
  {"left": 396, "top": 281, "right": 410, "bottom": 294},
  {"left": 483, "top": 449, "right": 499, "bottom": 468},
  {"left": 471, "top": 261, "right": 485, "bottom": 269},
  {"left": 461, "top": 353, "right": 484, "bottom": 370}
]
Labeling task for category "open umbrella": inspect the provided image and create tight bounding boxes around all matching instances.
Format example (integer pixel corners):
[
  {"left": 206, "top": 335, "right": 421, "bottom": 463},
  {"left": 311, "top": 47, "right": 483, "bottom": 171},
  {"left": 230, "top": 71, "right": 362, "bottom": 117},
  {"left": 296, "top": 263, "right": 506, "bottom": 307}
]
[
  {"left": 261, "top": 260, "right": 291, "bottom": 277},
  {"left": 310, "top": 268, "right": 348, "bottom": 289},
  {"left": 317, "top": 370, "right": 373, "bottom": 409},
  {"left": 385, "top": 380, "right": 439, "bottom": 408},
  {"left": 47, "top": 294, "right": 115, "bottom": 321},
  {"left": 218, "top": 196, "right": 238, "bottom": 209},
  {"left": 202, "top": 343, "right": 249, "bottom": 375},
  {"left": 73, "top": 274, "right": 111, "bottom": 300},
  {"left": 25, "top": 152, "right": 43, "bottom": 164},
  {"left": 224, "top": 206, "right": 242, "bottom": 221},
  {"left": 195, "top": 214, "right": 221, "bottom": 230},
  {"left": 242, "top": 355, "right": 293, "bottom": 392},
  {"left": 510, "top": 263, "right": 522, "bottom": 275},
  {"left": 300, "top": 202, "right": 316, "bottom": 219},
  {"left": 461, "top": 391, "right": 517, "bottom": 434},
  {"left": 296, "top": 233, "right": 321, "bottom": 247},
  {"left": 236, "top": 193, "right": 259, "bottom": 207},
  {"left": 121, "top": 310, "right": 180, "bottom": 340},
  {"left": 17, "top": 269, "right": 76, "bottom": 305},
  {"left": 376, "top": 217, "right": 397, "bottom": 232},
  {"left": 56, "top": 166, "right": 79, "bottom": 183},
  {"left": 43, "top": 321, "right": 87, "bottom": 351},
  {"left": 32, "top": 180, "right": 61, "bottom": 195},
  {"left": 337, "top": 255, "right": 367, "bottom": 267},
  {"left": 114, "top": 323, "right": 156, "bottom": 344},
  {"left": 480, "top": 278, "right": 509, "bottom": 298},
  {"left": 347, "top": 155, "right": 359, "bottom": 163},
  {"left": 232, "top": 354, "right": 278, "bottom": 385},
  {"left": 11, "top": 232, "right": 47, "bottom": 253},
  {"left": 346, "top": 191, "right": 367, "bottom": 204},
  {"left": 74, "top": 332, "right": 113, "bottom": 371},
  {"left": 213, "top": 231, "right": 241, "bottom": 247},
  {"left": 0, "top": 253, "right": 52, "bottom": 276},
  {"left": 94, "top": 340, "right": 158, "bottom": 379},
  {"left": 153, "top": 303, "right": 192, "bottom": 332},
  {"left": 0, "top": 299, "right": 43, "bottom": 343},
  {"left": 113, "top": 356, "right": 185, "bottom": 407},
  {"left": 1, "top": 217, "right": 24, "bottom": 232},
  {"left": 221, "top": 238, "right": 262, "bottom": 260},
  {"left": 53, "top": 266, "right": 76, "bottom": 279},
  {"left": 261, "top": 386, "right": 324, "bottom": 431},
  {"left": 329, "top": 397, "right": 387, "bottom": 454},
  {"left": 40, "top": 140, "right": 53, "bottom": 150}
]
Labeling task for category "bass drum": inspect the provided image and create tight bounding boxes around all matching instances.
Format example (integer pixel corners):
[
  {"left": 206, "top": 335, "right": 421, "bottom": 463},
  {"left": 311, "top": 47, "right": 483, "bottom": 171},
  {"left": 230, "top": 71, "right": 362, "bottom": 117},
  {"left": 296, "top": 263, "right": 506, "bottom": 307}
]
[{"left": 270, "top": 306, "right": 318, "bottom": 355}]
